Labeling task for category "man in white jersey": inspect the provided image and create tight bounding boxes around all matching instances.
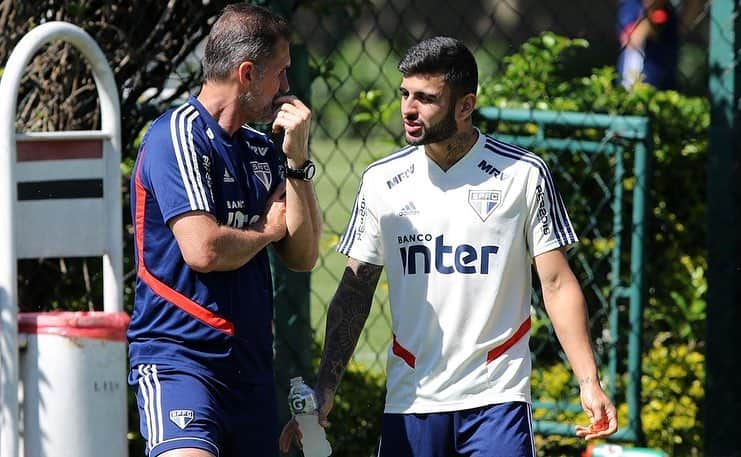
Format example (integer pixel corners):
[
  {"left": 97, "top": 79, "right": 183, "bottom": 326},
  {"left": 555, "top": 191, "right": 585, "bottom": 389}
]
[{"left": 280, "top": 36, "right": 617, "bottom": 456}]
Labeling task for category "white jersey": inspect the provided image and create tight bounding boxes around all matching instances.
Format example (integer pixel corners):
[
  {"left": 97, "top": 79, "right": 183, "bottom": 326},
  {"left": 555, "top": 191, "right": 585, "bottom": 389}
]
[{"left": 337, "top": 131, "right": 577, "bottom": 414}]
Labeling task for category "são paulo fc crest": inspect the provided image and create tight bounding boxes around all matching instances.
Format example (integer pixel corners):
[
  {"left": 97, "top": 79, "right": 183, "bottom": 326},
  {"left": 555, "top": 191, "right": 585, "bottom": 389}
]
[
  {"left": 169, "top": 409, "right": 194, "bottom": 429},
  {"left": 250, "top": 161, "right": 272, "bottom": 191},
  {"left": 468, "top": 190, "right": 501, "bottom": 222}
]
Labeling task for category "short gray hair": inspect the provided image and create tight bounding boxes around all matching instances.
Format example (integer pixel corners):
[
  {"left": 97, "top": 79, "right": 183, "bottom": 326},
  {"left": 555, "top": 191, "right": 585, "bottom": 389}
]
[{"left": 202, "top": 3, "right": 290, "bottom": 82}]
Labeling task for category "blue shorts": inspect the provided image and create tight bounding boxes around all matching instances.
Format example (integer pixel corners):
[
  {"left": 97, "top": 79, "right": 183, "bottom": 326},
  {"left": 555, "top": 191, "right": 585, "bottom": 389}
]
[
  {"left": 129, "top": 363, "right": 279, "bottom": 457},
  {"left": 378, "top": 402, "right": 535, "bottom": 457}
]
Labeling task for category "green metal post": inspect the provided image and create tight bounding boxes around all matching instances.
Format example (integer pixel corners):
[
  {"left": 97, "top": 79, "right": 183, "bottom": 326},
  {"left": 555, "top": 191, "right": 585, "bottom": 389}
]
[
  {"left": 608, "top": 146, "right": 624, "bottom": 402},
  {"left": 257, "top": 0, "right": 315, "bottom": 446},
  {"left": 705, "top": 0, "right": 741, "bottom": 455},
  {"left": 272, "top": 41, "right": 314, "bottom": 434},
  {"left": 628, "top": 138, "right": 648, "bottom": 444}
]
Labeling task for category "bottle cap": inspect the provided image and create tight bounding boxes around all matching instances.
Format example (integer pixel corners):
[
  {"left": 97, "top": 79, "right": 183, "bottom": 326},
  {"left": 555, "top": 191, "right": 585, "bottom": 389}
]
[{"left": 290, "top": 376, "right": 304, "bottom": 386}]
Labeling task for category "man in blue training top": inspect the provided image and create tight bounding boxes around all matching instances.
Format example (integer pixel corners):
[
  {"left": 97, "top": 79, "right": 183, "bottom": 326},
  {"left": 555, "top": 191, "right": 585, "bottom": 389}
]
[{"left": 127, "top": 3, "right": 322, "bottom": 456}]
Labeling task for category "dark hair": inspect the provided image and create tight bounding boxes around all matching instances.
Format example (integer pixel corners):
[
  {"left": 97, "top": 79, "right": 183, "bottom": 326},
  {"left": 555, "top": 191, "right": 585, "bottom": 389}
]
[
  {"left": 202, "top": 3, "right": 290, "bottom": 81},
  {"left": 398, "top": 36, "right": 478, "bottom": 98}
]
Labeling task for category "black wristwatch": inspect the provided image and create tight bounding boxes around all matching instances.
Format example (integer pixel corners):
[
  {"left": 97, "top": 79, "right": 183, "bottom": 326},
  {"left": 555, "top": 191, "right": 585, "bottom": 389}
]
[{"left": 285, "top": 160, "right": 316, "bottom": 181}]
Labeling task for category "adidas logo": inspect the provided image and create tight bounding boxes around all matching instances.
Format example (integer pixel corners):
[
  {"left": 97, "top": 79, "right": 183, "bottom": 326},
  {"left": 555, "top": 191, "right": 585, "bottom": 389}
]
[
  {"left": 223, "top": 168, "right": 235, "bottom": 183},
  {"left": 398, "top": 202, "right": 419, "bottom": 216}
]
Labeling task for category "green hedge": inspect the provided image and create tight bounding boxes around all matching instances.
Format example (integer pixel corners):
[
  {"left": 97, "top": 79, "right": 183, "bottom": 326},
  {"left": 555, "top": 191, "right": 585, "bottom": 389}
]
[{"left": 324, "top": 362, "right": 386, "bottom": 456}]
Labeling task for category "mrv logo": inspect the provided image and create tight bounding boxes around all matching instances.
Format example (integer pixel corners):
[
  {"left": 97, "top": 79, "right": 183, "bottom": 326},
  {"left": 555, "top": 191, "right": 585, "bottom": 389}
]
[
  {"left": 477, "top": 160, "right": 502, "bottom": 177},
  {"left": 399, "top": 234, "right": 499, "bottom": 275},
  {"left": 387, "top": 163, "right": 415, "bottom": 189}
]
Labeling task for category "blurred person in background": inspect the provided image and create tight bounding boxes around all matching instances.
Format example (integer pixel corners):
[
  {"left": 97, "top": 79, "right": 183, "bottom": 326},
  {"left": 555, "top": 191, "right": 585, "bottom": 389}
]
[
  {"left": 617, "top": 0, "right": 706, "bottom": 90},
  {"left": 617, "top": 0, "right": 679, "bottom": 89}
]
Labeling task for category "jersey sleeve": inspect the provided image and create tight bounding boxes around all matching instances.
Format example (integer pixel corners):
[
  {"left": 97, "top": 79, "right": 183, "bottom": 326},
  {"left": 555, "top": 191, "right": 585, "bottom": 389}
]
[
  {"left": 525, "top": 160, "right": 578, "bottom": 258},
  {"left": 336, "top": 170, "right": 384, "bottom": 265},
  {"left": 142, "top": 113, "right": 216, "bottom": 223}
]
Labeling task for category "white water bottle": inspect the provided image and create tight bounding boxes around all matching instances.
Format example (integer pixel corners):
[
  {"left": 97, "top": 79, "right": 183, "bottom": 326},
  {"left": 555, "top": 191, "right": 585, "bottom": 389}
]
[{"left": 288, "top": 377, "right": 332, "bottom": 457}]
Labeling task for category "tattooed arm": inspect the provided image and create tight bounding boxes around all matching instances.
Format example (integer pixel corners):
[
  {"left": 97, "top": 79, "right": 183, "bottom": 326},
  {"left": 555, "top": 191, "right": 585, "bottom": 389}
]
[
  {"left": 315, "top": 257, "right": 382, "bottom": 423},
  {"left": 280, "top": 257, "right": 382, "bottom": 452}
]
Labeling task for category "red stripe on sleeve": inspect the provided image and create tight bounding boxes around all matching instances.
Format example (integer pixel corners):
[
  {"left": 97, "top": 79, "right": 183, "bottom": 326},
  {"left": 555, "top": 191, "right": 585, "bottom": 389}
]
[
  {"left": 134, "top": 151, "right": 235, "bottom": 336},
  {"left": 486, "top": 316, "right": 531, "bottom": 364},
  {"left": 392, "top": 334, "right": 416, "bottom": 369}
]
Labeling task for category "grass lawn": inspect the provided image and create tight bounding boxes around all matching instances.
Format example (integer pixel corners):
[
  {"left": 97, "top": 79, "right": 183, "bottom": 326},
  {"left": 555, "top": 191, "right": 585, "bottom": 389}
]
[{"left": 309, "top": 136, "right": 403, "bottom": 373}]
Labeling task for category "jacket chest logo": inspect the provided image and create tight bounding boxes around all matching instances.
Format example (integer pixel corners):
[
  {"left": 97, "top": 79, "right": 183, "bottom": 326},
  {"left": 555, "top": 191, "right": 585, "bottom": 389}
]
[
  {"left": 250, "top": 161, "right": 272, "bottom": 191},
  {"left": 468, "top": 190, "right": 500, "bottom": 222}
]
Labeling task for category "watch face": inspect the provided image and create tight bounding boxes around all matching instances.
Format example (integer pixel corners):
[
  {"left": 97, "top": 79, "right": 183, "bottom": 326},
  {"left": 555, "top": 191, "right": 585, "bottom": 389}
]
[{"left": 304, "top": 162, "right": 316, "bottom": 180}]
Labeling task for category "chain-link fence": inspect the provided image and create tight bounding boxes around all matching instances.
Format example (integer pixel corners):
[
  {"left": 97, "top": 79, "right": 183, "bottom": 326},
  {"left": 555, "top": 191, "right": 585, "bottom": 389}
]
[{"left": 4, "top": 0, "right": 736, "bottom": 455}]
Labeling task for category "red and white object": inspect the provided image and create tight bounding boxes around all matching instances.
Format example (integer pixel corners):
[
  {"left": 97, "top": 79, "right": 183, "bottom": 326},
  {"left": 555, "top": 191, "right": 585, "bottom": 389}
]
[{"left": 19, "top": 312, "right": 130, "bottom": 457}]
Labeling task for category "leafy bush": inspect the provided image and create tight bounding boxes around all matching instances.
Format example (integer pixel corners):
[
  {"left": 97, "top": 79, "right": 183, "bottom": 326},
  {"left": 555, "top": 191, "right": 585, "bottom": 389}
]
[
  {"left": 324, "top": 362, "right": 386, "bottom": 456},
  {"left": 530, "top": 337, "right": 704, "bottom": 457},
  {"left": 640, "top": 336, "right": 704, "bottom": 455},
  {"left": 531, "top": 363, "right": 588, "bottom": 456}
]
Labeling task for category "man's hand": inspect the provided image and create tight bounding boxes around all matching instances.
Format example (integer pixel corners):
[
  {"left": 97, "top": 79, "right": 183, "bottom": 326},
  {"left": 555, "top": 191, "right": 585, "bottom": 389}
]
[
  {"left": 316, "top": 387, "right": 334, "bottom": 428},
  {"left": 271, "top": 95, "right": 311, "bottom": 166},
  {"left": 279, "top": 389, "right": 333, "bottom": 454},
  {"left": 574, "top": 379, "right": 618, "bottom": 440},
  {"left": 279, "top": 417, "right": 302, "bottom": 454},
  {"left": 251, "top": 181, "right": 286, "bottom": 242}
]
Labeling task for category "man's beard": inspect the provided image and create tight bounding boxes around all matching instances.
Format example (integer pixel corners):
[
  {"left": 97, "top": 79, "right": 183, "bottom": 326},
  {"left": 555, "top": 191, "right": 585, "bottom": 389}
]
[
  {"left": 238, "top": 88, "right": 273, "bottom": 124},
  {"left": 406, "top": 104, "right": 457, "bottom": 146}
]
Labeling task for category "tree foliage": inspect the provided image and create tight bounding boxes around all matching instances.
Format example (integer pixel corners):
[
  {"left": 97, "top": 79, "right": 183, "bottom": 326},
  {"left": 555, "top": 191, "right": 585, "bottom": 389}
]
[
  {"left": 1, "top": 1, "right": 227, "bottom": 141},
  {"left": 1, "top": 0, "right": 229, "bottom": 311}
]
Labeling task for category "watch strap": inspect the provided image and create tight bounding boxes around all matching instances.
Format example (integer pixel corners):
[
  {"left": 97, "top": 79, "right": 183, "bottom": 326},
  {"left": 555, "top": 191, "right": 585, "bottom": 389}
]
[{"left": 285, "top": 160, "right": 315, "bottom": 181}]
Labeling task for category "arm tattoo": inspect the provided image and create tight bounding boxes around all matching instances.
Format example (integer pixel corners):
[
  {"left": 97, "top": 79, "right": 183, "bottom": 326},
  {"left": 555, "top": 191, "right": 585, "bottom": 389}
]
[{"left": 316, "top": 259, "right": 382, "bottom": 396}]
